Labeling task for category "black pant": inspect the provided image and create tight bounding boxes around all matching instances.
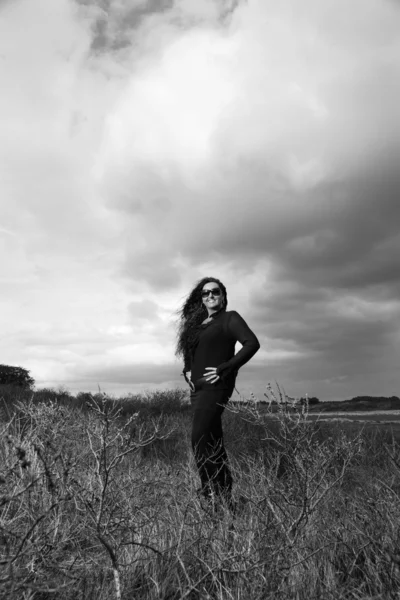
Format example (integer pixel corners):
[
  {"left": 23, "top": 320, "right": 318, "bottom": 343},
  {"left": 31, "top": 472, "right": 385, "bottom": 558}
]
[{"left": 190, "top": 389, "right": 233, "bottom": 501}]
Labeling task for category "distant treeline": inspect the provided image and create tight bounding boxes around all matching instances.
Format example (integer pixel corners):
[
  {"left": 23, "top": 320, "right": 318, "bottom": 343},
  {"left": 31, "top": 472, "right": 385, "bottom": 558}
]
[
  {"left": 232, "top": 396, "right": 321, "bottom": 405},
  {"left": 348, "top": 396, "right": 400, "bottom": 402},
  {"left": 313, "top": 395, "right": 400, "bottom": 412},
  {"left": 300, "top": 396, "right": 320, "bottom": 405}
]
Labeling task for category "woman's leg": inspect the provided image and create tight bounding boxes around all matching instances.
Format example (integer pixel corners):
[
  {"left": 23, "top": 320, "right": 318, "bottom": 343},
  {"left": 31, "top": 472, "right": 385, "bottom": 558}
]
[
  {"left": 208, "top": 408, "right": 232, "bottom": 500},
  {"left": 191, "top": 392, "right": 232, "bottom": 502}
]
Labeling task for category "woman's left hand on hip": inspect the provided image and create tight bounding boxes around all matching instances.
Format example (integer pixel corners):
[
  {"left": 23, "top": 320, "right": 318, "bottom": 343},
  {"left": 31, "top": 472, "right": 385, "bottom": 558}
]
[{"left": 203, "top": 367, "right": 220, "bottom": 383}]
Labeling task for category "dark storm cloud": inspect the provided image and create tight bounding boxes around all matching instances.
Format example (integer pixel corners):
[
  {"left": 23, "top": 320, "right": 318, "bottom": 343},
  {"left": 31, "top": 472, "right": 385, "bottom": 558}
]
[
  {"left": 173, "top": 147, "right": 400, "bottom": 303},
  {"left": 77, "top": 0, "right": 242, "bottom": 54},
  {"left": 253, "top": 284, "right": 398, "bottom": 358},
  {"left": 274, "top": 156, "right": 400, "bottom": 293},
  {"left": 86, "top": 0, "right": 174, "bottom": 53}
]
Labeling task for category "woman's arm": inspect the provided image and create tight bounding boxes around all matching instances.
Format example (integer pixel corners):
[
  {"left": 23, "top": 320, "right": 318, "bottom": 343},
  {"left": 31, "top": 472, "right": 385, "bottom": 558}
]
[
  {"left": 182, "top": 350, "right": 191, "bottom": 374},
  {"left": 216, "top": 311, "right": 260, "bottom": 380}
]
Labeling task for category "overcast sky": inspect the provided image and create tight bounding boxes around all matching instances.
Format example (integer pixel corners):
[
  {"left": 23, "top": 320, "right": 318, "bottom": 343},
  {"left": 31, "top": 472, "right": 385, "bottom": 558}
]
[{"left": 1, "top": 0, "right": 400, "bottom": 401}]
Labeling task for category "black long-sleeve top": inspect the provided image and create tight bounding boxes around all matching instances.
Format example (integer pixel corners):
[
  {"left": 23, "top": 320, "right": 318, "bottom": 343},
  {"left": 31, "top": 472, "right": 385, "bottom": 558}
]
[{"left": 184, "top": 308, "right": 260, "bottom": 394}]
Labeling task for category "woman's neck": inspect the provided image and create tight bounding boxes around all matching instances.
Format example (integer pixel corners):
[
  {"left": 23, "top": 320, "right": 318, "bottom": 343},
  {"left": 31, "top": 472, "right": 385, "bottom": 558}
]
[{"left": 205, "top": 306, "right": 225, "bottom": 319}]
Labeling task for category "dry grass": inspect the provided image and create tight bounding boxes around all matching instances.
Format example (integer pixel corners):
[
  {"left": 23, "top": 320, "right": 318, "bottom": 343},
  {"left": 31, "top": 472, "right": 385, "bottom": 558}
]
[{"left": 1, "top": 383, "right": 400, "bottom": 599}]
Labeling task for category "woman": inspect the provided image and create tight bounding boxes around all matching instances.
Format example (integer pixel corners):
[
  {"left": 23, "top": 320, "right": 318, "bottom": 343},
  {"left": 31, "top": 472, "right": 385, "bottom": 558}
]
[{"left": 175, "top": 277, "right": 260, "bottom": 510}]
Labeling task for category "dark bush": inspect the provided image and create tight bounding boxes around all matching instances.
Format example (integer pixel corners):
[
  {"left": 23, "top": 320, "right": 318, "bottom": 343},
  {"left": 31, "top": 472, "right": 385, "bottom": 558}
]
[
  {"left": 302, "top": 396, "right": 320, "bottom": 405},
  {"left": 0, "top": 364, "right": 35, "bottom": 390}
]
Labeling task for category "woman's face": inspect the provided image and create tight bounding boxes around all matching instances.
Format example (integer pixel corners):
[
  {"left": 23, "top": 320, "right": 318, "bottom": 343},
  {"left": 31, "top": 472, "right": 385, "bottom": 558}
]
[{"left": 201, "top": 282, "right": 224, "bottom": 313}]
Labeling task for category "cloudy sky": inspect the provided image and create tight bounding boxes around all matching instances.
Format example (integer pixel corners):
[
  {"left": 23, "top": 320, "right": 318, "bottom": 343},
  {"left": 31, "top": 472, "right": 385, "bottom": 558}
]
[{"left": 1, "top": 0, "right": 400, "bottom": 401}]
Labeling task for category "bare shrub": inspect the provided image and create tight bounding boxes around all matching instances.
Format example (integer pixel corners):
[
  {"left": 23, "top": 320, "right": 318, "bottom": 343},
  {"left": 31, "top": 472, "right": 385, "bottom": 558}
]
[{"left": 2, "top": 384, "right": 400, "bottom": 599}]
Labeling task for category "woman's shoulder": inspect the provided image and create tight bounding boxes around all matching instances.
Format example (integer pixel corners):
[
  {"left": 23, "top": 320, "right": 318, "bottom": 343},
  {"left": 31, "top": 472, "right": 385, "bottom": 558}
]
[
  {"left": 225, "top": 310, "right": 248, "bottom": 328},
  {"left": 225, "top": 309, "right": 240, "bottom": 318},
  {"left": 223, "top": 310, "right": 242, "bottom": 327}
]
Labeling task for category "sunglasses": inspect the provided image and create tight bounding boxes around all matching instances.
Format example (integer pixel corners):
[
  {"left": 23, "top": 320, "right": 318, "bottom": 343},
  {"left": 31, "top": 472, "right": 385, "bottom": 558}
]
[{"left": 201, "top": 288, "right": 222, "bottom": 298}]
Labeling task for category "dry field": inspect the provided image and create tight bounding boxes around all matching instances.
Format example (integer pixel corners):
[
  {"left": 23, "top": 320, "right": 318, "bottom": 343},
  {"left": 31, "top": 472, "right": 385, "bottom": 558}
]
[
  {"left": 273, "top": 410, "right": 400, "bottom": 426},
  {"left": 2, "top": 384, "right": 400, "bottom": 599}
]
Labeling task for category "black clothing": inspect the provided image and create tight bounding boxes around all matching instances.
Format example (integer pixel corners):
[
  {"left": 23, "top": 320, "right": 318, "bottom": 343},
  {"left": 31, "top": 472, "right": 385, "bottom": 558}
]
[
  {"left": 184, "top": 308, "right": 260, "bottom": 396},
  {"left": 190, "top": 389, "right": 232, "bottom": 502},
  {"left": 185, "top": 308, "right": 260, "bottom": 504}
]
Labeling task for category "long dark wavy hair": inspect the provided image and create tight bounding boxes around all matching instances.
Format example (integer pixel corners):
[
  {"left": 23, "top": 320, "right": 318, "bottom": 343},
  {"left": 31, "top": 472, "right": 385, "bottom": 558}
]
[{"left": 174, "top": 277, "right": 228, "bottom": 370}]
